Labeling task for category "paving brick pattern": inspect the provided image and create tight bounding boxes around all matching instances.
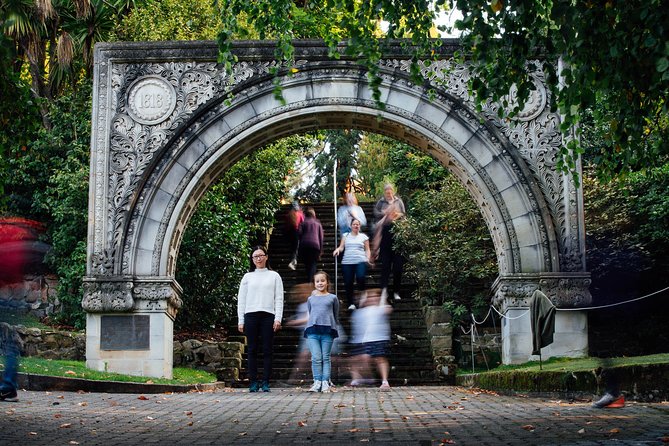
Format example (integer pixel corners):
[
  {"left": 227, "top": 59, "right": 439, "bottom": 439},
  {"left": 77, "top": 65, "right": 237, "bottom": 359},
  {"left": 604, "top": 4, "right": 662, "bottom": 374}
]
[{"left": 1, "top": 386, "right": 668, "bottom": 445}]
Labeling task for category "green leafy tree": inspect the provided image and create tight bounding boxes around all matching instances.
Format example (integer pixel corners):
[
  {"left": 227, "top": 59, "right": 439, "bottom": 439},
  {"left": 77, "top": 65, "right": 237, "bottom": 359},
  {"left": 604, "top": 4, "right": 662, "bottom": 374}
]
[
  {"left": 217, "top": 0, "right": 669, "bottom": 178},
  {"left": 41, "top": 85, "right": 93, "bottom": 329},
  {"left": 175, "top": 188, "right": 250, "bottom": 330},
  {"left": 113, "top": 0, "right": 223, "bottom": 41},
  {"left": 295, "top": 130, "right": 362, "bottom": 202},
  {"left": 393, "top": 174, "right": 497, "bottom": 322}
]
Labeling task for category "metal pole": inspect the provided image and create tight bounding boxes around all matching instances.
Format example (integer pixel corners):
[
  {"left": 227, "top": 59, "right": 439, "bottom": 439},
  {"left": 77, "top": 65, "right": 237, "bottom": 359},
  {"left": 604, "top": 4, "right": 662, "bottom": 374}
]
[{"left": 333, "top": 159, "right": 338, "bottom": 297}]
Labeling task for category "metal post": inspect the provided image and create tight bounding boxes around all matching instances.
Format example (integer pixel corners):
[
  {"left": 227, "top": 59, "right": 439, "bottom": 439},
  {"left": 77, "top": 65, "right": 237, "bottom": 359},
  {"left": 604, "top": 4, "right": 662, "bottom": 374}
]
[{"left": 333, "top": 159, "right": 338, "bottom": 297}]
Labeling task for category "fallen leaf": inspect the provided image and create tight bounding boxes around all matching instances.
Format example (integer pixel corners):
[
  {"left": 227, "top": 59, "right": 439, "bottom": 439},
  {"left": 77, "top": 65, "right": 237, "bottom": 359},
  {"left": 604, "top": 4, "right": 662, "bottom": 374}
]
[
  {"left": 145, "top": 380, "right": 154, "bottom": 384},
  {"left": 78, "top": 402, "right": 88, "bottom": 407},
  {"left": 138, "top": 395, "right": 149, "bottom": 400},
  {"left": 146, "top": 416, "right": 154, "bottom": 420},
  {"left": 383, "top": 418, "right": 392, "bottom": 422},
  {"left": 521, "top": 424, "right": 534, "bottom": 431},
  {"left": 332, "top": 421, "right": 341, "bottom": 424},
  {"left": 59, "top": 423, "right": 72, "bottom": 429},
  {"left": 238, "top": 432, "right": 247, "bottom": 436},
  {"left": 76, "top": 390, "right": 86, "bottom": 394},
  {"left": 348, "top": 428, "right": 360, "bottom": 433},
  {"left": 28, "top": 432, "right": 38, "bottom": 436},
  {"left": 334, "top": 403, "right": 347, "bottom": 408},
  {"left": 578, "top": 428, "right": 585, "bottom": 434},
  {"left": 402, "top": 416, "right": 410, "bottom": 420},
  {"left": 65, "top": 371, "right": 76, "bottom": 375},
  {"left": 406, "top": 395, "right": 415, "bottom": 400},
  {"left": 660, "top": 436, "right": 669, "bottom": 443},
  {"left": 298, "top": 421, "right": 307, "bottom": 427},
  {"left": 440, "top": 440, "right": 456, "bottom": 445},
  {"left": 609, "top": 428, "right": 620, "bottom": 434},
  {"left": 186, "top": 422, "right": 193, "bottom": 427},
  {"left": 184, "top": 411, "right": 193, "bottom": 416},
  {"left": 57, "top": 395, "right": 65, "bottom": 399},
  {"left": 69, "top": 442, "right": 80, "bottom": 445},
  {"left": 54, "top": 413, "right": 62, "bottom": 418},
  {"left": 371, "top": 428, "right": 383, "bottom": 433}
]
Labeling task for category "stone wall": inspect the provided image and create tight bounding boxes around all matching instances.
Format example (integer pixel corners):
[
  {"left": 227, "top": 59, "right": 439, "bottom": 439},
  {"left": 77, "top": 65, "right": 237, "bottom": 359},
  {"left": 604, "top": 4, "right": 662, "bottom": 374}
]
[
  {"left": 0, "top": 323, "right": 85, "bottom": 360},
  {"left": 173, "top": 339, "right": 244, "bottom": 382},
  {"left": 0, "top": 274, "right": 59, "bottom": 319},
  {"left": 424, "top": 306, "right": 456, "bottom": 383},
  {"left": 1, "top": 323, "right": 244, "bottom": 382}
]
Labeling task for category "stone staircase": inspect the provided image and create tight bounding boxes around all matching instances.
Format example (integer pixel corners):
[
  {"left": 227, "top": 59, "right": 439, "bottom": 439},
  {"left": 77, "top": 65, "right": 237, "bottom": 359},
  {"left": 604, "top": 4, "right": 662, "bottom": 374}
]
[{"left": 235, "top": 202, "right": 442, "bottom": 387}]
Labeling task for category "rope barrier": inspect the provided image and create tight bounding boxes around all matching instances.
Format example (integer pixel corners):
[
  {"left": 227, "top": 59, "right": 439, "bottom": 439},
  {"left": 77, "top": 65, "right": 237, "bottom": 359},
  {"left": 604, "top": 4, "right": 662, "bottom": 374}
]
[
  {"left": 468, "top": 283, "right": 669, "bottom": 327},
  {"left": 551, "top": 284, "right": 669, "bottom": 311}
]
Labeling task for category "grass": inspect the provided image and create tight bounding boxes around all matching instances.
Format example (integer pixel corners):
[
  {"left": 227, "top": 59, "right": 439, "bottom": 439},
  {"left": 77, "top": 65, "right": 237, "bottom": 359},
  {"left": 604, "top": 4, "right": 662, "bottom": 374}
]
[
  {"left": 2, "top": 357, "right": 217, "bottom": 385},
  {"left": 458, "top": 353, "right": 669, "bottom": 375}
]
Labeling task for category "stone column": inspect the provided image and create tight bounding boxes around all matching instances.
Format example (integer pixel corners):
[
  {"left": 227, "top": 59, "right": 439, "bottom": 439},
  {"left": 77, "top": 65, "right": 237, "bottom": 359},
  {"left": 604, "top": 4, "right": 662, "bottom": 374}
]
[
  {"left": 83, "top": 277, "right": 182, "bottom": 379},
  {"left": 492, "top": 273, "right": 591, "bottom": 364}
]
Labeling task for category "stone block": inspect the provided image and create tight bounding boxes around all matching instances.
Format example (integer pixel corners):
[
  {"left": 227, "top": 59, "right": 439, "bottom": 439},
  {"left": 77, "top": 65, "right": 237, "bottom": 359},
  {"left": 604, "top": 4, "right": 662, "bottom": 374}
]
[
  {"left": 430, "top": 335, "right": 453, "bottom": 354},
  {"left": 428, "top": 322, "right": 452, "bottom": 337},
  {"left": 424, "top": 306, "right": 451, "bottom": 327}
]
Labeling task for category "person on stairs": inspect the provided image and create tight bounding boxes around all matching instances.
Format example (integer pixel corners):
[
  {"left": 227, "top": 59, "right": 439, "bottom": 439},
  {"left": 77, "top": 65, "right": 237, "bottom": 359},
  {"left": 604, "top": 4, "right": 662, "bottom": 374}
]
[
  {"left": 285, "top": 202, "right": 304, "bottom": 271},
  {"left": 373, "top": 201, "right": 405, "bottom": 302},
  {"left": 298, "top": 207, "right": 324, "bottom": 283},
  {"left": 333, "top": 218, "right": 372, "bottom": 310},
  {"left": 337, "top": 192, "right": 367, "bottom": 237},
  {"left": 304, "top": 271, "right": 340, "bottom": 393},
  {"left": 237, "top": 246, "right": 284, "bottom": 393}
]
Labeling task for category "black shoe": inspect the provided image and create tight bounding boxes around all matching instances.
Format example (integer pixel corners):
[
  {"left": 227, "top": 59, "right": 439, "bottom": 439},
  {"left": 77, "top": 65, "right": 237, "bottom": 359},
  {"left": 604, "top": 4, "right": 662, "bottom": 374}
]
[
  {"left": 0, "top": 388, "right": 18, "bottom": 402},
  {"left": 261, "top": 381, "right": 270, "bottom": 392},
  {"left": 249, "top": 381, "right": 259, "bottom": 393}
]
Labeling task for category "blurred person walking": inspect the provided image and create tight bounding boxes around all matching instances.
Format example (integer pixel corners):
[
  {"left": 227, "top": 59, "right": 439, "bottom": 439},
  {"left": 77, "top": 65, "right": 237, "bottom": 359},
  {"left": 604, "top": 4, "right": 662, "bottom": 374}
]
[
  {"left": 298, "top": 207, "right": 324, "bottom": 283},
  {"left": 337, "top": 192, "right": 367, "bottom": 237},
  {"left": 373, "top": 201, "right": 405, "bottom": 302},
  {"left": 333, "top": 219, "right": 372, "bottom": 310}
]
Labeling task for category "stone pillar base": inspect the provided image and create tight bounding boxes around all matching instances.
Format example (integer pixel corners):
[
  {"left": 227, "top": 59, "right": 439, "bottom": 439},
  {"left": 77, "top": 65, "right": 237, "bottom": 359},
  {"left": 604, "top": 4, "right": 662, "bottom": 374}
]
[
  {"left": 86, "top": 311, "right": 175, "bottom": 379},
  {"left": 501, "top": 309, "right": 588, "bottom": 364}
]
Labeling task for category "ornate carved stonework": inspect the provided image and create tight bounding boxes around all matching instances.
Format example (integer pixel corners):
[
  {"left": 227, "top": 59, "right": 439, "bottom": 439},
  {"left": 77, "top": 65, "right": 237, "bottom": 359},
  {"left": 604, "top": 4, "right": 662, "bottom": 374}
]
[
  {"left": 133, "top": 280, "right": 183, "bottom": 319},
  {"left": 384, "top": 58, "right": 584, "bottom": 273},
  {"left": 492, "top": 273, "right": 592, "bottom": 313},
  {"left": 88, "top": 41, "right": 589, "bottom": 316},
  {"left": 82, "top": 279, "right": 134, "bottom": 312}
]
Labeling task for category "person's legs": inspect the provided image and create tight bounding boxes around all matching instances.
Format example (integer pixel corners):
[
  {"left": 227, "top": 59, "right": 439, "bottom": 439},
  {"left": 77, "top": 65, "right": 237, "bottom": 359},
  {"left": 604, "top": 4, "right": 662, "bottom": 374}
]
[
  {"left": 259, "top": 312, "right": 275, "bottom": 386},
  {"left": 243, "top": 312, "right": 261, "bottom": 389},
  {"left": 341, "top": 264, "right": 355, "bottom": 307},
  {"left": 303, "top": 248, "right": 318, "bottom": 283},
  {"left": 391, "top": 252, "right": 404, "bottom": 299},
  {"left": 0, "top": 325, "right": 19, "bottom": 401},
  {"left": 354, "top": 262, "right": 368, "bottom": 295},
  {"left": 307, "top": 334, "right": 324, "bottom": 381},
  {"left": 379, "top": 250, "right": 391, "bottom": 290},
  {"left": 321, "top": 336, "right": 334, "bottom": 383}
]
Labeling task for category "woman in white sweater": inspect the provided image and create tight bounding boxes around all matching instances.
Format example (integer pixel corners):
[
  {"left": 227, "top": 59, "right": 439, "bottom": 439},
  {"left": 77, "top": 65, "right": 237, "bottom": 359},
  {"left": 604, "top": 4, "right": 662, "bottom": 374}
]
[{"left": 237, "top": 246, "right": 284, "bottom": 392}]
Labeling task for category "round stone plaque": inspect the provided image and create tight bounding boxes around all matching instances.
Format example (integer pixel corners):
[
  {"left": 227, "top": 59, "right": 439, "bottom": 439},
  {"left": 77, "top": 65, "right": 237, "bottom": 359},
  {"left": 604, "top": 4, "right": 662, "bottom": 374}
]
[{"left": 126, "top": 76, "right": 177, "bottom": 125}]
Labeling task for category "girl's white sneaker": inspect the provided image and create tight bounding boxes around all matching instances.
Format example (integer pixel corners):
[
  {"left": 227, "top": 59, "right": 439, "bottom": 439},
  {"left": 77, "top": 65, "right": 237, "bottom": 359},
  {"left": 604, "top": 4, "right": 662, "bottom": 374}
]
[
  {"left": 308, "top": 380, "right": 321, "bottom": 392},
  {"left": 320, "top": 381, "right": 331, "bottom": 393}
]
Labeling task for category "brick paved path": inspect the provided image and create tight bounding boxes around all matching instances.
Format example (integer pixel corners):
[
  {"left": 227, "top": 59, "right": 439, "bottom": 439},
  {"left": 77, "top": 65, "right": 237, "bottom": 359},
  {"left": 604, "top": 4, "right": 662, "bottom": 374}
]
[{"left": 1, "top": 386, "right": 668, "bottom": 445}]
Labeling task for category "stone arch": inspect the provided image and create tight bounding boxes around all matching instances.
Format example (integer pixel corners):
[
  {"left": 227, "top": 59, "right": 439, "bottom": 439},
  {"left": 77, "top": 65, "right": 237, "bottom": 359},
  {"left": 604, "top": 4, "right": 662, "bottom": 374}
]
[
  {"left": 129, "top": 74, "right": 557, "bottom": 280},
  {"left": 84, "top": 41, "right": 591, "bottom": 377}
]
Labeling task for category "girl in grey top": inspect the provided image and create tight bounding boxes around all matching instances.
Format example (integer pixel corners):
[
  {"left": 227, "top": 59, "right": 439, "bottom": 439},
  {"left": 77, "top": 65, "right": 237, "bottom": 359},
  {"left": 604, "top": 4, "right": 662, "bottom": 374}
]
[{"left": 304, "top": 271, "right": 340, "bottom": 393}]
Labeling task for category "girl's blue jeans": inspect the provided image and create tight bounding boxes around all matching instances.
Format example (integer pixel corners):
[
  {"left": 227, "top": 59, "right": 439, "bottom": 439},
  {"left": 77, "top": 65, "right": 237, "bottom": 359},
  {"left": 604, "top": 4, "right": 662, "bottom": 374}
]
[{"left": 306, "top": 333, "right": 334, "bottom": 382}]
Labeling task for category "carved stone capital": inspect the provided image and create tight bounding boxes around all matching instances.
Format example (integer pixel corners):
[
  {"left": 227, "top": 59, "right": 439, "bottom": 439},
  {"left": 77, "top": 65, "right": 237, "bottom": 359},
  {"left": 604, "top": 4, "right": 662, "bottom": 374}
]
[
  {"left": 492, "top": 273, "right": 592, "bottom": 312},
  {"left": 82, "top": 277, "right": 134, "bottom": 312},
  {"left": 132, "top": 279, "right": 183, "bottom": 319},
  {"left": 82, "top": 277, "right": 183, "bottom": 318}
]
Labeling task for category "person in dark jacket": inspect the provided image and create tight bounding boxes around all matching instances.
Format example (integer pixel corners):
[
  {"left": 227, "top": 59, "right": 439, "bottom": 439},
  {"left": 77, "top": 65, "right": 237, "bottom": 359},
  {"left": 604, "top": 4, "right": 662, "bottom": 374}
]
[{"left": 298, "top": 207, "right": 324, "bottom": 283}]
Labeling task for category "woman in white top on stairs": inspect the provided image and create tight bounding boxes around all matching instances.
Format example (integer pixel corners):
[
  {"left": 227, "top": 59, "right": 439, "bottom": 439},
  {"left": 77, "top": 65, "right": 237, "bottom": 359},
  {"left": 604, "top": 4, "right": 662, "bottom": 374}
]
[
  {"left": 333, "top": 218, "right": 372, "bottom": 310},
  {"left": 237, "top": 246, "right": 284, "bottom": 393}
]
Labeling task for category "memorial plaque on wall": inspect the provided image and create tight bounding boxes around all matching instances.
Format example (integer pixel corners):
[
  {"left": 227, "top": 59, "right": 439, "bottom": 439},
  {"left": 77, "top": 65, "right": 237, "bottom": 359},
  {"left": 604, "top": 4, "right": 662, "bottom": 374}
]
[{"left": 101, "top": 315, "right": 150, "bottom": 350}]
